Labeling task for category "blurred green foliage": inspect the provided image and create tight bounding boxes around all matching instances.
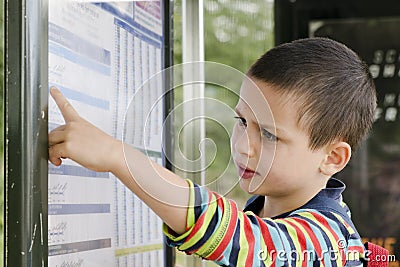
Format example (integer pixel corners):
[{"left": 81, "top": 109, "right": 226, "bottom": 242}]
[
  {"left": 173, "top": 0, "right": 274, "bottom": 206},
  {"left": 173, "top": 1, "right": 274, "bottom": 266}
]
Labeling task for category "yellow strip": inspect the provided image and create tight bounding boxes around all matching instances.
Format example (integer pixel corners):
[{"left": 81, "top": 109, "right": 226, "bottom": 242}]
[
  {"left": 257, "top": 217, "right": 273, "bottom": 266},
  {"left": 286, "top": 218, "right": 325, "bottom": 267},
  {"left": 115, "top": 243, "right": 163, "bottom": 257},
  {"left": 199, "top": 197, "right": 233, "bottom": 258},
  {"left": 298, "top": 212, "right": 344, "bottom": 267},
  {"left": 236, "top": 212, "right": 249, "bottom": 266},
  {"left": 332, "top": 212, "right": 355, "bottom": 235},
  {"left": 276, "top": 219, "right": 302, "bottom": 267},
  {"left": 179, "top": 193, "right": 218, "bottom": 251},
  {"left": 186, "top": 179, "right": 196, "bottom": 229},
  {"left": 162, "top": 179, "right": 197, "bottom": 243}
]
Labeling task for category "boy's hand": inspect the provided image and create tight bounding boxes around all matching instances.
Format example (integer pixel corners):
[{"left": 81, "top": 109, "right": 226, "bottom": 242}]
[
  {"left": 49, "top": 87, "right": 190, "bottom": 234},
  {"left": 48, "top": 87, "right": 122, "bottom": 173}
]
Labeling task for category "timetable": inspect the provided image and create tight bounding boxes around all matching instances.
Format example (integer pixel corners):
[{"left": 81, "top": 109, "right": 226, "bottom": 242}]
[{"left": 48, "top": 1, "right": 165, "bottom": 266}]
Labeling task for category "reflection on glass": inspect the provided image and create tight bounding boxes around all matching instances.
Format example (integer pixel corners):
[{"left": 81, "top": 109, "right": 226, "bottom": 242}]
[{"left": 173, "top": 1, "right": 274, "bottom": 266}]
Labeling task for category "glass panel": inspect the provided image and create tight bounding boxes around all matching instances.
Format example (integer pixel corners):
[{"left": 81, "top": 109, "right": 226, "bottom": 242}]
[
  {"left": 203, "top": 0, "right": 274, "bottom": 208},
  {"left": 173, "top": 1, "right": 274, "bottom": 266}
]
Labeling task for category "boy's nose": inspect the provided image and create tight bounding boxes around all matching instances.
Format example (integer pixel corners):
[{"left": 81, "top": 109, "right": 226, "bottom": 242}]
[{"left": 235, "top": 128, "right": 258, "bottom": 158}]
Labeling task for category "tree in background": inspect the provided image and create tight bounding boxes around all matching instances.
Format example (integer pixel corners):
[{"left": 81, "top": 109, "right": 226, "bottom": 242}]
[
  {"left": 172, "top": 2, "right": 274, "bottom": 266},
  {"left": 173, "top": 0, "right": 274, "bottom": 208}
]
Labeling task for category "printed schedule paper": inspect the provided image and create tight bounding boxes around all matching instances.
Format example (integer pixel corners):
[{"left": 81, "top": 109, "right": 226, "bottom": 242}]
[{"left": 48, "top": 1, "right": 164, "bottom": 266}]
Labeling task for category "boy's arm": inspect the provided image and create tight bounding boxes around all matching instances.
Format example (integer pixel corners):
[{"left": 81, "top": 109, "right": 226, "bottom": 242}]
[
  {"left": 48, "top": 87, "right": 190, "bottom": 234},
  {"left": 165, "top": 184, "right": 365, "bottom": 266}
]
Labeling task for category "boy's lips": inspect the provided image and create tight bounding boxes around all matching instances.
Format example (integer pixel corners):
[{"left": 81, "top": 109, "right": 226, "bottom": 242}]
[{"left": 236, "top": 163, "right": 258, "bottom": 179}]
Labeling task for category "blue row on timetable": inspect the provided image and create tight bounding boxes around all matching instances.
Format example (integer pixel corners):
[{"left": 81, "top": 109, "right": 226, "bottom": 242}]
[
  {"left": 49, "top": 42, "right": 111, "bottom": 76},
  {"left": 49, "top": 22, "right": 112, "bottom": 66},
  {"left": 94, "top": 3, "right": 163, "bottom": 42},
  {"left": 49, "top": 164, "right": 109, "bottom": 179},
  {"left": 48, "top": 84, "right": 110, "bottom": 110},
  {"left": 49, "top": 238, "right": 112, "bottom": 256},
  {"left": 49, "top": 204, "right": 111, "bottom": 215},
  {"left": 114, "top": 18, "right": 162, "bottom": 49}
]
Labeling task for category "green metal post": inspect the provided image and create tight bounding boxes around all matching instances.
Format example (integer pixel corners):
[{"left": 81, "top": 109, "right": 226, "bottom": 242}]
[{"left": 4, "top": 0, "right": 48, "bottom": 266}]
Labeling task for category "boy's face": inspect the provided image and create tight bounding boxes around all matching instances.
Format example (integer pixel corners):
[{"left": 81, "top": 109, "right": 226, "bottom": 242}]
[{"left": 231, "top": 78, "right": 327, "bottom": 196}]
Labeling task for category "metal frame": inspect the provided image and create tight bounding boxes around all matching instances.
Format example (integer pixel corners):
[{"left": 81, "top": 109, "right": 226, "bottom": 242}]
[
  {"left": 182, "top": 0, "right": 205, "bottom": 184},
  {"left": 163, "top": 1, "right": 175, "bottom": 266},
  {"left": 4, "top": 0, "right": 48, "bottom": 266},
  {"left": 181, "top": 1, "right": 205, "bottom": 266}
]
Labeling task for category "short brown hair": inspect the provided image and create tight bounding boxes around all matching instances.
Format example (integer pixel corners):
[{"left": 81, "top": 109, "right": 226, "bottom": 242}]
[{"left": 248, "top": 37, "right": 376, "bottom": 151}]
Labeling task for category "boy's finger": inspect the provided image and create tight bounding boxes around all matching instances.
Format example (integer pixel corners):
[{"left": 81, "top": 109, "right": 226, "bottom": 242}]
[
  {"left": 50, "top": 125, "right": 66, "bottom": 132},
  {"left": 50, "top": 87, "right": 80, "bottom": 122},
  {"left": 48, "top": 144, "right": 66, "bottom": 166},
  {"left": 48, "top": 130, "right": 66, "bottom": 146}
]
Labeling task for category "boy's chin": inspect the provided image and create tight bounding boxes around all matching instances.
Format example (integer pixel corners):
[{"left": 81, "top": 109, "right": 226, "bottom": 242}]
[
  {"left": 239, "top": 179, "right": 260, "bottom": 195},
  {"left": 239, "top": 175, "right": 268, "bottom": 195}
]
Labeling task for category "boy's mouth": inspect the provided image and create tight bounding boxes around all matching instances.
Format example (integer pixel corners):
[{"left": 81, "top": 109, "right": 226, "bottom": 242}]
[{"left": 236, "top": 163, "right": 258, "bottom": 179}]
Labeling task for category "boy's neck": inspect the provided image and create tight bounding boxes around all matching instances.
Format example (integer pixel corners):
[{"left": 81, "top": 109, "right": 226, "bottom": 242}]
[{"left": 261, "top": 182, "right": 328, "bottom": 218}]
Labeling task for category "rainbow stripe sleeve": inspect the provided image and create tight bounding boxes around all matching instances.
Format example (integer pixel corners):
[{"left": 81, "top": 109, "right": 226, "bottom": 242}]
[{"left": 163, "top": 180, "right": 365, "bottom": 267}]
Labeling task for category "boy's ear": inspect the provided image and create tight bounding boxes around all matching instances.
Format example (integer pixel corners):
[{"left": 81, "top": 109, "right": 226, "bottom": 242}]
[{"left": 319, "top": 141, "right": 352, "bottom": 177}]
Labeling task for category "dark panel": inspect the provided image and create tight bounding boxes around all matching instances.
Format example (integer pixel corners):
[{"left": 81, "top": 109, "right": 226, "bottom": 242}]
[
  {"left": 313, "top": 17, "right": 400, "bottom": 262},
  {"left": 274, "top": 0, "right": 400, "bottom": 261},
  {"left": 275, "top": 0, "right": 400, "bottom": 44}
]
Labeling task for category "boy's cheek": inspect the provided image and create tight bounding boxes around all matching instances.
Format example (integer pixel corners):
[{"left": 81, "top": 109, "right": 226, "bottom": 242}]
[
  {"left": 230, "top": 126, "right": 242, "bottom": 153},
  {"left": 257, "top": 147, "right": 275, "bottom": 171}
]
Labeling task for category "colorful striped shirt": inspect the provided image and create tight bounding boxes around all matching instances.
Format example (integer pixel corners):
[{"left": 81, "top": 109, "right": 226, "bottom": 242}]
[{"left": 163, "top": 178, "right": 365, "bottom": 267}]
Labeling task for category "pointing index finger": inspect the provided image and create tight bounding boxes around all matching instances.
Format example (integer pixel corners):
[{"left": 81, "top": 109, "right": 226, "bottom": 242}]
[{"left": 50, "top": 87, "right": 80, "bottom": 122}]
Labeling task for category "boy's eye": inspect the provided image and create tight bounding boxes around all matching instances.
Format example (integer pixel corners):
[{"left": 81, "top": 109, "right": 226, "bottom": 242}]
[
  {"left": 234, "top": 116, "right": 247, "bottom": 127},
  {"left": 261, "top": 128, "right": 278, "bottom": 142}
]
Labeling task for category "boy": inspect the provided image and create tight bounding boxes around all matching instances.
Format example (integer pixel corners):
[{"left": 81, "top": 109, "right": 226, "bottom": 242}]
[{"left": 49, "top": 38, "right": 376, "bottom": 266}]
